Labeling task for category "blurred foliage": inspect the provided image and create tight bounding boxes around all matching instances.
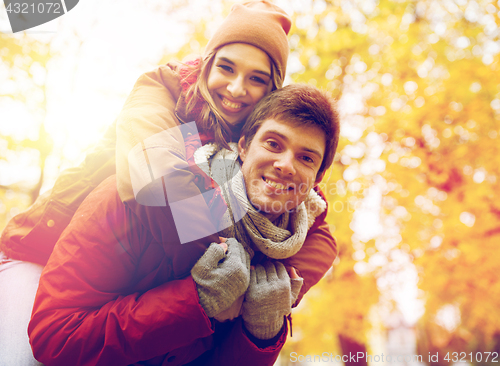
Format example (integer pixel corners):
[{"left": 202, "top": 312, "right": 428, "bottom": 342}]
[
  {"left": 1, "top": 33, "right": 53, "bottom": 229},
  {"left": 1, "top": 0, "right": 196, "bottom": 230},
  {"left": 2, "top": 0, "right": 500, "bottom": 363},
  {"left": 282, "top": 0, "right": 500, "bottom": 362}
]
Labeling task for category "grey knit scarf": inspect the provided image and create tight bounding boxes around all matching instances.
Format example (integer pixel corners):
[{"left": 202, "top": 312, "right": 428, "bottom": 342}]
[{"left": 194, "top": 143, "right": 326, "bottom": 260}]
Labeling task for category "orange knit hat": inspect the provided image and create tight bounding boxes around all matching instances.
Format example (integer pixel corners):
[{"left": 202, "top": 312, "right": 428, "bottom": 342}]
[{"left": 203, "top": 1, "right": 291, "bottom": 80}]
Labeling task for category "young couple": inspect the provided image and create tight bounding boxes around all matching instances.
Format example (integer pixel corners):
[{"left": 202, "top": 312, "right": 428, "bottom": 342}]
[{"left": 0, "top": 1, "right": 340, "bottom": 365}]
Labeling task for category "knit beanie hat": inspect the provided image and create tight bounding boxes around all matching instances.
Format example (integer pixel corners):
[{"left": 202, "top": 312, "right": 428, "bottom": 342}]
[{"left": 203, "top": 1, "right": 291, "bottom": 80}]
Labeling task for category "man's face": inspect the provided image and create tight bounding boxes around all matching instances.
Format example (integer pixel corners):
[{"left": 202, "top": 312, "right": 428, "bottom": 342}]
[{"left": 238, "top": 118, "right": 326, "bottom": 222}]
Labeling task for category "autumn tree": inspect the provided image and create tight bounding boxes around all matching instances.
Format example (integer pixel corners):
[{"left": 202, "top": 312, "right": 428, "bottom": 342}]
[
  {"left": 0, "top": 32, "right": 52, "bottom": 229},
  {"left": 280, "top": 0, "right": 500, "bottom": 363}
]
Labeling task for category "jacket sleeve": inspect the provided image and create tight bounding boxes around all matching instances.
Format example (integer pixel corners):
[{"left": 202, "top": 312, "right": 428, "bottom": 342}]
[
  {"left": 0, "top": 121, "right": 116, "bottom": 265},
  {"left": 189, "top": 318, "right": 287, "bottom": 366},
  {"left": 30, "top": 277, "right": 213, "bottom": 366},
  {"left": 28, "top": 178, "right": 214, "bottom": 366},
  {"left": 115, "top": 64, "right": 220, "bottom": 248},
  {"left": 282, "top": 187, "right": 338, "bottom": 305}
]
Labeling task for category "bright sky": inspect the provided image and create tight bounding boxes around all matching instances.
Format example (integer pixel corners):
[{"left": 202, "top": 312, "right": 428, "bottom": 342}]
[{"left": 1, "top": 0, "right": 217, "bottom": 190}]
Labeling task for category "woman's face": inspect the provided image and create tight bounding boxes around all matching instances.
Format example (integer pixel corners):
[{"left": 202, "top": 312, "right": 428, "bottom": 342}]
[{"left": 207, "top": 43, "right": 273, "bottom": 126}]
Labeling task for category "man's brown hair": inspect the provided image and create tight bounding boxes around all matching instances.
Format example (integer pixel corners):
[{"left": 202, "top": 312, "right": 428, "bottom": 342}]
[{"left": 240, "top": 84, "right": 340, "bottom": 179}]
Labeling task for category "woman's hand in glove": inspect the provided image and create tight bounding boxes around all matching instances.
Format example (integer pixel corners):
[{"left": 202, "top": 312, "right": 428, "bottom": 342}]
[{"left": 191, "top": 238, "right": 250, "bottom": 317}]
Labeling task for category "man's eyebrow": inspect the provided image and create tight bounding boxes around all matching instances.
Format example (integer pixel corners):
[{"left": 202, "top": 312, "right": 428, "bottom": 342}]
[
  {"left": 266, "top": 129, "right": 324, "bottom": 159},
  {"left": 217, "top": 57, "right": 271, "bottom": 78}
]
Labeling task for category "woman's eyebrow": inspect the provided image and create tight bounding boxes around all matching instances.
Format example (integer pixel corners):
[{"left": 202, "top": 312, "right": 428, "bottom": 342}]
[
  {"left": 254, "top": 69, "right": 271, "bottom": 78},
  {"left": 217, "top": 57, "right": 271, "bottom": 78},
  {"left": 218, "top": 56, "right": 235, "bottom": 65}
]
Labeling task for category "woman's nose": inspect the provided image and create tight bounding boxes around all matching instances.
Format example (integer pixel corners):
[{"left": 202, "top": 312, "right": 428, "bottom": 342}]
[{"left": 227, "top": 76, "right": 246, "bottom": 98}]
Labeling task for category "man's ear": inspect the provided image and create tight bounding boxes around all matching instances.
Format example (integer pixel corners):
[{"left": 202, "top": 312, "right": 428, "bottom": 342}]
[
  {"left": 238, "top": 136, "right": 247, "bottom": 162},
  {"left": 314, "top": 171, "right": 325, "bottom": 186}
]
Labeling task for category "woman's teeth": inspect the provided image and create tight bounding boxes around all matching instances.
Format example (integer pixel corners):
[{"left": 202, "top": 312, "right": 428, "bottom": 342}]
[{"left": 222, "top": 97, "right": 243, "bottom": 110}]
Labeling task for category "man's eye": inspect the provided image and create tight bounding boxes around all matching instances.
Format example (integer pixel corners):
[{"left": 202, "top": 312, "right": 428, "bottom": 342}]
[
  {"left": 267, "top": 141, "right": 279, "bottom": 149},
  {"left": 302, "top": 156, "right": 314, "bottom": 163}
]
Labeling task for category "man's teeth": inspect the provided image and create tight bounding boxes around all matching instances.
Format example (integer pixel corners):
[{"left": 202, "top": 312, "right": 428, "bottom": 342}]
[
  {"left": 265, "top": 179, "right": 285, "bottom": 189},
  {"left": 222, "top": 97, "right": 243, "bottom": 109}
]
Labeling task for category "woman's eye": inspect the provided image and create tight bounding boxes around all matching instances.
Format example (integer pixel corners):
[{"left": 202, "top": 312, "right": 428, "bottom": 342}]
[
  {"left": 218, "top": 65, "right": 233, "bottom": 73},
  {"left": 251, "top": 76, "right": 267, "bottom": 85},
  {"left": 302, "top": 156, "right": 314, "bottom": 163}
]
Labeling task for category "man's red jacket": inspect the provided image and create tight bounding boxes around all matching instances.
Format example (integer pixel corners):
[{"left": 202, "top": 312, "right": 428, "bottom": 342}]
[{"left": 28, "top": 175, "right": 288, "bottom": 366}]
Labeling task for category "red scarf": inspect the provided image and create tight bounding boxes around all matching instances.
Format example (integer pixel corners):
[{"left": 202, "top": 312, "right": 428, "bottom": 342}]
[
  {"left": 179, "top": 59, "right": 205, "bottom": 123},
  {"left": 179, "top": 59, "right": 226, "bottom": 220}
]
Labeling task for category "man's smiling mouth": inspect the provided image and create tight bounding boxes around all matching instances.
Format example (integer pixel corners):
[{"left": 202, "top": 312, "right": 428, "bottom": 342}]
[{"left": 264, "top": 178, "right": 292, "bottom": 190}]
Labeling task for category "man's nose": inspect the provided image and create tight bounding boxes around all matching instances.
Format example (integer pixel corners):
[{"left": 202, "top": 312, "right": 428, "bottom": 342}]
[{"left": 274, "top": 152, "right": 296, "bottom": 176}]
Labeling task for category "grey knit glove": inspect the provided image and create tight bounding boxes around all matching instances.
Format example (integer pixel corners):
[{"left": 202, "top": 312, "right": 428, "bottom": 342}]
[
  {"left": 242, "top": 261, "right": 303, "bottom": 340},
  {"left": 290, "top": 277, "right": 304, "bottom": 305},
  {"left": 191, "top": 238, "right": 251, "bottom": 317}
]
